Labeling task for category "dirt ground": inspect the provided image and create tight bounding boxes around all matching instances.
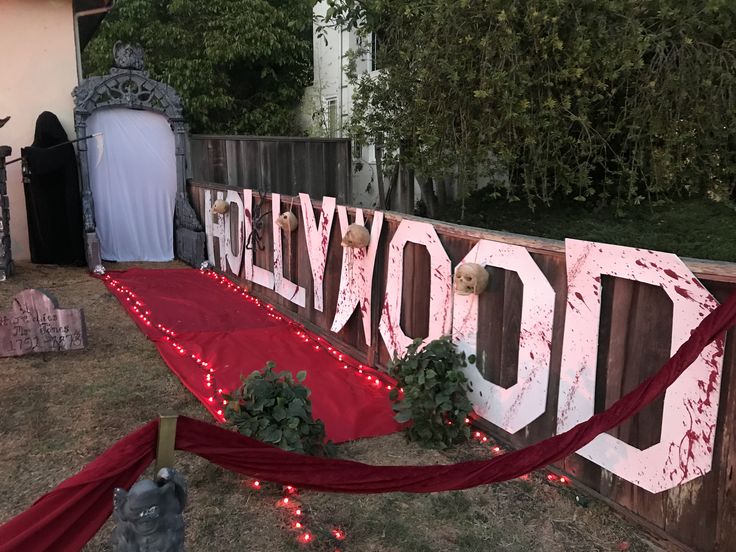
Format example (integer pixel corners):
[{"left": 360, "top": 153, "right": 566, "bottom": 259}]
[{"left": 0, "top": 262, "right": 663, "bottom": 551}]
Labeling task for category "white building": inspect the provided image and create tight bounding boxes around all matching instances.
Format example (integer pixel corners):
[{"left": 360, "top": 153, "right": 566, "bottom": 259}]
[
  {"left": 0, "top": 0, "right": 111, "bottom": 261},
  {"left": 300, "top": 1, "right": 382, "bottom": 208}
]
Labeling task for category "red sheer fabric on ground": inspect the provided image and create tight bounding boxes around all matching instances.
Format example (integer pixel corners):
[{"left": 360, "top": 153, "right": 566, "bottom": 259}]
[{"left": 100, "top": 268, "right": 401, "bottom": 443}]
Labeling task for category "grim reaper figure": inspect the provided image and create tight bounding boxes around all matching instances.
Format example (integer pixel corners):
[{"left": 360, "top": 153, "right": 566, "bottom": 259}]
[
  {"left": 21, "top": 111, "right": 85, "bottom": 265},
  {"left": 111, "top": 468, "right": 187, "bottom": 552}
]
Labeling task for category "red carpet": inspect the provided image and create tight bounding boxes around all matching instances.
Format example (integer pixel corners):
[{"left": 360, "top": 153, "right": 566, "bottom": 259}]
[{"left": 99, "top": 268, "right": 400, "bottom": 443}]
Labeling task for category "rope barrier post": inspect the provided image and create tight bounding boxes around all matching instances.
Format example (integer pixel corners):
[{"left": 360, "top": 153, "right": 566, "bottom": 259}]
[{"left": 155, "top": 414, "right": 178, "bottom": 472}]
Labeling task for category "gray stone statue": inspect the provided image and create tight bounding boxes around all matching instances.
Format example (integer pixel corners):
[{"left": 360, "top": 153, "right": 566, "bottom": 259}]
[
  {"left": 111, "top": 468, "right": 187, "bottom": 552},
  {"left": 113, "top": 41, "right": 145, "bottom": 71}
]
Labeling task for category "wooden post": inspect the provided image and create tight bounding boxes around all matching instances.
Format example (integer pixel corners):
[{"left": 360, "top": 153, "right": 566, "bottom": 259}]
[
  {"left": 0, "top": 145, "right": 14, "bottom": 281},
  {"left": 155, "top": 414, "right": 179, "bottom": 473}
]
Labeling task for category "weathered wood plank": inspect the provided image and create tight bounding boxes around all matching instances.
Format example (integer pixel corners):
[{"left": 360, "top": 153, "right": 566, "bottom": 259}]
[
  {"left": 241, "top": 140, "right": 260, "bottom": 189},
  {"left": 292, "top": 142, "right": 310, "bottom": 197},
  {"left": 665, "top": 281, "right": 736, "bottom": 552},
  {"left": 479, "top": 266, "right": 505, "bottom": 387},
  {"left": 308, "top": 142, "right": 327, "bottom": 199},
  {"left": 714, "top": 287, "right": 736, "bottom": 551},
  {"left": 209, "top": 139, "right": 226, "bottom": 184},
  {"left": 225, "top": 140, "right": 238, "bottom": 187},
  {"left": 619, "top": 283, "right": 670, "bottom": 449},
  {"left": 189, "top": 136, "right": 352, "bottom": 202},
  {"left": 400, "top": 242, "right": 430, "bottom": 340},
  {"left": 377, "top": 219, "right": 399, "bottom": 367},
  {"left": 499, "top": 270, "right": 523, "bottom": 389},
  {"left": 525, "top": 253, "right": 568, "bottom": 446}
]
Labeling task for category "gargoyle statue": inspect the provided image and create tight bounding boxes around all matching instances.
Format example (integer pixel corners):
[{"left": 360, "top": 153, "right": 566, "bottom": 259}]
[{"left": 111, "top": 467, "right": 188, "bottom": 552}]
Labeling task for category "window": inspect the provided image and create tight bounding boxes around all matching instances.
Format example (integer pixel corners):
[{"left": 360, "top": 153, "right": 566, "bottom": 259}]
[
  {"left": 353, "top": 140, "right": 363, "bottom": 160},
  {"left": 370, "top": 32, "right": 382, "bottom": 72},
  {"left": 326, "top": 97, "right": 338, "bottom": 137}
]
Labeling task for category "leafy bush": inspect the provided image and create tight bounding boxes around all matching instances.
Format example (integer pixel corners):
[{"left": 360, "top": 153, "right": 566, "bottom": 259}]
[
  {"left": 83, "top": 0, "right": 313, "bottom": 135},
  {"left": 388, "top": 337, "right": 473, "bottom": 449},
  {"left": 224, "top": 362, "right": 333, "bottom": 456},
  {"left": 326, "top": 0, "right": 736, "bottom": 208}
]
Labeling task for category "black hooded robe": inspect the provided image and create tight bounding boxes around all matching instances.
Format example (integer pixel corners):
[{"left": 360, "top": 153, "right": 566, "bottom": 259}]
[{"left": 21, "top": 111, "right": 85, "bottom": 266}]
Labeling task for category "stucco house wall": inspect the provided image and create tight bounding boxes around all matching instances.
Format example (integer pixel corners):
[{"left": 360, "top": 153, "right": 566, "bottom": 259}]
[{"left": 0, "top": 0, "right": 79, "bottom": 261}]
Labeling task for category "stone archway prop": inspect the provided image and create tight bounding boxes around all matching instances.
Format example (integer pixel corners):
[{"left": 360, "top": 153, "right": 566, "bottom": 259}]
[{"left": 72, "top": 42, "right": 205, "bottom": 269}]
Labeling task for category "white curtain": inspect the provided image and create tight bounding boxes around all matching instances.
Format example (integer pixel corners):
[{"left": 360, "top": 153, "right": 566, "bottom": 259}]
[{"left": 87, "top": 108, "right": 176, "bottom": 262}]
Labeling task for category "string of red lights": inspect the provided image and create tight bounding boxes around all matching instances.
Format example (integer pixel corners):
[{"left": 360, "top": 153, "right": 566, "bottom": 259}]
[
  {"left": 99, "top": 267, "right": 399, "bottom": 424},
  {"left": 99, "top": 268, "right": 570, "bottom": 547}
]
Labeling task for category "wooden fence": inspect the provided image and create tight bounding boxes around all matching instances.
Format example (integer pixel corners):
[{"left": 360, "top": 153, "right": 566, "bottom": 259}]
[
  {"left": 188, "top": 180, "right": 736, "bottom": 552},
  {"left": 188, "top": 135, "right": 352, "bottom": 204}
]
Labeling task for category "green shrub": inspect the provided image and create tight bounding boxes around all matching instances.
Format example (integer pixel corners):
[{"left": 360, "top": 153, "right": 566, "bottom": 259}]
[
  {"left": 327, "top": 0, "right": 736, "bottom": 208},
  {"left": 223, "top": 362, "right": 334, "bottom": 456},
  {"left": 84, "top": 0, "right": 313, "bottom": 135},
  {"left": 388, "top": 337, "right": 474, "bottom": 449}
]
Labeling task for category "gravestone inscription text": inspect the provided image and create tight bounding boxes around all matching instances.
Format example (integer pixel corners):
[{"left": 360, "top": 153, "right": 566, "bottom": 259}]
[{"left": 0, "top": 289, "right": 87, "bottom": 357}]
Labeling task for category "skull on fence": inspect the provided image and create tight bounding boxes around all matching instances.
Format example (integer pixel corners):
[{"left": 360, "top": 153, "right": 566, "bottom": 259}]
[
  {"left": 211, "top": 199, "right": 229, "bottom": 215},
  {"left": 453, "top": 263, "right": 489, "bottom": 295},
  {"left": 276, "top": 211, "right": 298, "bottom": 232},
  {"left": 341, "top": 224, "right": 370, "bottom": 248}
]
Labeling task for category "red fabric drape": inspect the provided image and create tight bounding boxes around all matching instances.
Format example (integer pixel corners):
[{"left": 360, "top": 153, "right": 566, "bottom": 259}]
[
  {"left": 0, "top": 420, "right": 158, "bottom": 552},
  {"left": 175, "top": 290, "right": 736, "bottom": 492},
  {"left": 100, "top": 268, "right": 401, "bottom": 443}
]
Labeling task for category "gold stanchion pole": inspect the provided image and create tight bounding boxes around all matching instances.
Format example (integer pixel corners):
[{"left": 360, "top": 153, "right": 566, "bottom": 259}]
[{"left": 155, "top": 414, "right": 179, "bottom": 472}]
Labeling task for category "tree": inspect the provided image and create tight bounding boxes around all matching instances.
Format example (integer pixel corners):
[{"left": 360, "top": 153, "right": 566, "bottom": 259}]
[
  {"left": 323, "top": 0, "right": 736, "bottom": 211},
  {"left": 83, "top": 0, "right": 315, "bottom": 135}
]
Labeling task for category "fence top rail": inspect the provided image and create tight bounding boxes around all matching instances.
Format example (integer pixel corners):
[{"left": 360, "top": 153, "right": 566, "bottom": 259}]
[
  {"left": 188, "top": 179, "right": 736, "bottom": 284},
  {"left": 190, "top": 134, "right": 351, "bottom": 145}
]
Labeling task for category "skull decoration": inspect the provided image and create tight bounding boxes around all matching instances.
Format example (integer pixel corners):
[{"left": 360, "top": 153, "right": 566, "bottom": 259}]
[
  {"left": 453, "top": 263, "right": 489, "bottom": 296},
  {"left": 111, "top": 468, "right": 187, "bottom": 552},
  {"left": 341, "top": 224, "right": 370, "bottom": 248},
  {"left": 211, "top": 199, "right": 229, "bottom": 215},
  {"left": 276, "top": 211, "right": 298, "bottom": 232}
]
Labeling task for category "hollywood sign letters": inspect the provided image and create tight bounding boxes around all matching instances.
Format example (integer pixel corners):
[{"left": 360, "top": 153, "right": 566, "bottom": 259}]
[{"left": 204, "top": 188, "right": 724, "bottom": 494}]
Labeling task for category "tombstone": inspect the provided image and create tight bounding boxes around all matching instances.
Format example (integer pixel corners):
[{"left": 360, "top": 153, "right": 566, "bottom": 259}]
[{"left": 0, "top": 289, "right": 86, "bottom": 357}]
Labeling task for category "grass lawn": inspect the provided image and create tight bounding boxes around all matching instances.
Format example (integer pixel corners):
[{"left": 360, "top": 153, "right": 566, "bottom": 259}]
[
  {"left": 1, "top": 263, "right": 660, "bottom": 551},
  {"left": 443, "top": 195, "right": 736, "bottom": 263}
]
